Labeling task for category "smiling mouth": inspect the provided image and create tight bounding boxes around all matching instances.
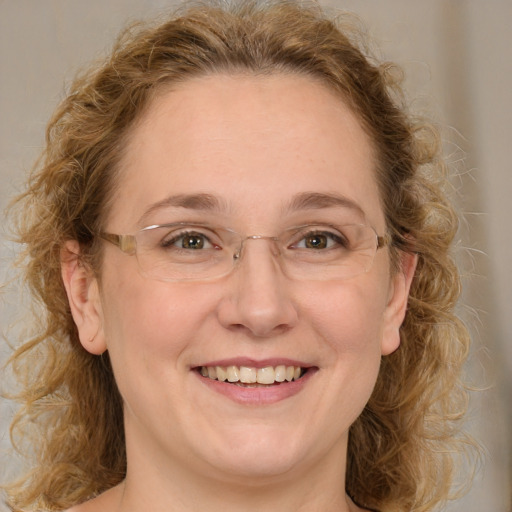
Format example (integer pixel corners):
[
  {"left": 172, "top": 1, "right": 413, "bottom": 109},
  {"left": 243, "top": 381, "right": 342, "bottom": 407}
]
[{"left": 197, "top": 365, "right": 308, "bottom": 386}]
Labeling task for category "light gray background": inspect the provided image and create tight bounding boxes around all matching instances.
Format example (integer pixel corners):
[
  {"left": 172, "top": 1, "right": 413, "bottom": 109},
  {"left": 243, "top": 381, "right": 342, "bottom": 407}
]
[{"left": 1, "top": 1, "right": 510, "bottom": 511}]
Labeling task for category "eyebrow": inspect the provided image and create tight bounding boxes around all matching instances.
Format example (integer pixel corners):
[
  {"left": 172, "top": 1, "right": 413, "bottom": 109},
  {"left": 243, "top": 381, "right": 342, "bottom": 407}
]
[
  {"left": 138, "top": 193, "right": 227, "bottom": 226},
  {"left": 138, "top": 191, "right": 366, "bottom": 226},
  {"left": 285, "top": 192, "right": 366, "bottom": 218}
]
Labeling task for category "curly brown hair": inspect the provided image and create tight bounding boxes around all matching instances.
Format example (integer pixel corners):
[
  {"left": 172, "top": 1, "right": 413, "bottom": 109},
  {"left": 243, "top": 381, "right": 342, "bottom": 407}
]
[{"left": 4, "top": 1, "right": 471, "bottom": 511}]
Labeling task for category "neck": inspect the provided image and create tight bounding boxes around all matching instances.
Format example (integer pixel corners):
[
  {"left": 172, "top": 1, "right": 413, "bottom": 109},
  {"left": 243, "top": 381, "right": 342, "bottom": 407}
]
[
  {"left": 106, "top": 428, "right": 361, "bottom": 512},
  {"left": 112, "top": 474, "right": 361, "bottom": 512}
]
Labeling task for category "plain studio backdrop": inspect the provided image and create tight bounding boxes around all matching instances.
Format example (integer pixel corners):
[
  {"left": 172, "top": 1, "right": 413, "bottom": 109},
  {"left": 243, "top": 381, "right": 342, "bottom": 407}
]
[{"left": 0, "top": 1, "right": 510, "bottom": 511}]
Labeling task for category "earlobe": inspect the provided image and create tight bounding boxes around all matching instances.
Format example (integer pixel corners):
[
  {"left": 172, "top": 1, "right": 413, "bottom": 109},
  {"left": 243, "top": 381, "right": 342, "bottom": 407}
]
[
  {"left": 61, "top": 240, "right": 107, "bottom": 355},
  {"left": 381, "top": 251, "right": 418, "bottom": 356}
]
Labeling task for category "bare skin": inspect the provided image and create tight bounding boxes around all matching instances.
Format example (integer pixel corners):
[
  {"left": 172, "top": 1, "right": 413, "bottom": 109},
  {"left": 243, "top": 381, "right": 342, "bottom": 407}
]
[
  {"left": 67, "top": 481, "right": 371, "bottom": 512},
  {"left": 63, "top": 73, "right": 414, "bottom": 512}
]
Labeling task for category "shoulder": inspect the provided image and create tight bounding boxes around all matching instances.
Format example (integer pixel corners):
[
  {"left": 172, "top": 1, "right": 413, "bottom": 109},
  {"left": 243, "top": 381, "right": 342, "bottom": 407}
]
[
  {"left": 65, "top": 504, "right": 95, "bottom": 512},
  {"left": 64, "top": 501, "right": 104, "bottom": 512},
  {"left": 64, "top": 485, "right": 122, "bottom": 512}
]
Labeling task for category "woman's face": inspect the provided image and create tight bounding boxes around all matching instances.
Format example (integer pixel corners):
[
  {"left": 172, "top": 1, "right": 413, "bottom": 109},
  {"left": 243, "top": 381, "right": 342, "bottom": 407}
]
[{"left": 67, "top": 74, "right": 414, "bottom": 486}]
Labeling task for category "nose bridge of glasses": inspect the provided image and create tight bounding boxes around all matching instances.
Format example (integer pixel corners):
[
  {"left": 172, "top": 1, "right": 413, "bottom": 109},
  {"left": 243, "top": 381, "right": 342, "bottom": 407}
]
[{"left": 233, "top": 234, "right": 281, "bottom": 261}]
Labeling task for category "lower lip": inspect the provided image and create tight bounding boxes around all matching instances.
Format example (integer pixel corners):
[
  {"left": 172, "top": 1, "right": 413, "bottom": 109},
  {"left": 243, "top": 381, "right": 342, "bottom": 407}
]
[{"left": 194, "top": 369, "right": 317, "bottom": 405}]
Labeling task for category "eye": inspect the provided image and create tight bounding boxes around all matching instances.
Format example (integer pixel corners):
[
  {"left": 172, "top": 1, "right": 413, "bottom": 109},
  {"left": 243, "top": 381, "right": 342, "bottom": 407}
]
[
  {"left": 292, "top": 230, "right": 349, "bottom": 250},
  {"left": 161, "top": 230, "right": 217, "bottom": 250}
]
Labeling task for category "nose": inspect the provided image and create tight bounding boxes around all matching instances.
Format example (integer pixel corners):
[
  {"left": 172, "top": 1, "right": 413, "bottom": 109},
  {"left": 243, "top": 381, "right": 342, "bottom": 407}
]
[{"left": 216, "top": 238, "right": 299, "bottom": 337}]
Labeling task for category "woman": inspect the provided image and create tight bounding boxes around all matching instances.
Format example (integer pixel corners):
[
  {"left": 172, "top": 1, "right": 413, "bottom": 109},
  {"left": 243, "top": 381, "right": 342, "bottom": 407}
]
[{"left": 4, "top": 1, "right": 471, "bottom": 511}]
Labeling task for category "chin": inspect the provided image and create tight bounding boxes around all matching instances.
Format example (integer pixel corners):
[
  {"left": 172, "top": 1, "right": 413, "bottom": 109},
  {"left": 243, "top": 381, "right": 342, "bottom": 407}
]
[{"left": 191, "top": 425, "right": 321, "bottom": 483}]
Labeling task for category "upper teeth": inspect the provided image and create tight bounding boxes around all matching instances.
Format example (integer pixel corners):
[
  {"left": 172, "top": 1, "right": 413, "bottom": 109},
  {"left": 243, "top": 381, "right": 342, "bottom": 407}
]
[{"left": 200, "top": 365, "right": 303, "bottom": 384}]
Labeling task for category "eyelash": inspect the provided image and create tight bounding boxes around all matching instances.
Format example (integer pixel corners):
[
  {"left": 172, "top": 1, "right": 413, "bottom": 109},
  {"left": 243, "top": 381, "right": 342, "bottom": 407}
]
[
  {"left": 159, "top": 228, "right": 349, "bottom": 251},
  {"left": 291, "top": 230, "right": 349, "bottom": 249},
  {"left": 160, "top": 230, "right": 218, "bottom": 250}
]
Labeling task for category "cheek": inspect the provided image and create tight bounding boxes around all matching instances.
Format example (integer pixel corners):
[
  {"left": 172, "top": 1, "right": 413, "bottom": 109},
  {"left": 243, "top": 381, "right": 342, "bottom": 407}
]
[
  {"left": 298, "top": 277, "right": 390, "bottom": 435},
  {"left": 98, "top": 257, "right": 207, "bottom": 372},
  {"left": 305, "top": 275, "right": 390, "bottom": 356},
  {"left": 98, "top": 275, "right": 218, "bottom": 426}
]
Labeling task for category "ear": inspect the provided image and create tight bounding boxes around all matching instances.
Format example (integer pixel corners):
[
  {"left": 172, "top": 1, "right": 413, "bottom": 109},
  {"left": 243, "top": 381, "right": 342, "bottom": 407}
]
[
  {"left": 380, "top": 251, "right": 418, "bottom": 356},
  {"left": 61, "top": 240, "right": 107, "bottom": 355}
]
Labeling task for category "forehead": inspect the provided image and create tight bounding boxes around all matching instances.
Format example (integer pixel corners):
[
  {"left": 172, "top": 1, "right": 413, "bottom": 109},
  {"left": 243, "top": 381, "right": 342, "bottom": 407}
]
[{"left": 111, "top": 73, "right": 383, "bottom": 230}]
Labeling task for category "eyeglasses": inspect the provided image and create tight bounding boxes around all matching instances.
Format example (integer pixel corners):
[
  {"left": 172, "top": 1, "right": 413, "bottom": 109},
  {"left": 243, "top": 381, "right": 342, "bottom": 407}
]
[{"left": 100, "top": 222, "right": 390, "bottom": 282}]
